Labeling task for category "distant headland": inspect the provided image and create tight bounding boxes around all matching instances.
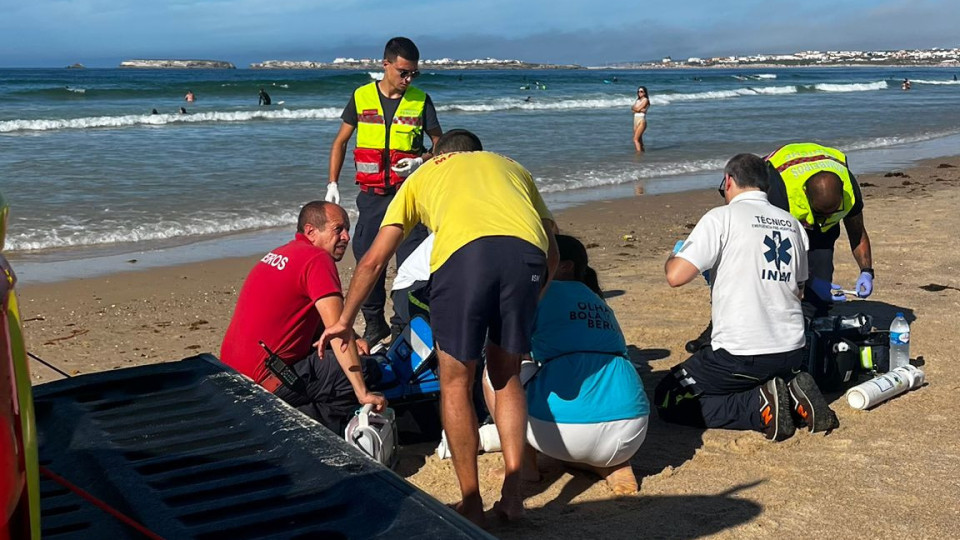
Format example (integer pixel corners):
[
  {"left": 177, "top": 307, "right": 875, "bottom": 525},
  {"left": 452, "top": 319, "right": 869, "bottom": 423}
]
[
  {"left": 250, "top": 57, "right": 580, "bottom": 70},
  {"left": 119, "top": 59, "right": 236, "bottom": 69}
]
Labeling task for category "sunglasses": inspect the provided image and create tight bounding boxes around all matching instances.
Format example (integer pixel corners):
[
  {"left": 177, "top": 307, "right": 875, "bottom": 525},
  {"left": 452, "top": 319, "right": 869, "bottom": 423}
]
[
  {"left": 718, "top": 175, "right": 727, "bottom": 197},
  {"left": 809, "top": 199, "right": 842, "bottom": 226},
  {"left": 811, "top": 210, "right": 839, "bottom": 227},
  {"left": 397, "top": 68, "right": 420, "bottom": 80}
]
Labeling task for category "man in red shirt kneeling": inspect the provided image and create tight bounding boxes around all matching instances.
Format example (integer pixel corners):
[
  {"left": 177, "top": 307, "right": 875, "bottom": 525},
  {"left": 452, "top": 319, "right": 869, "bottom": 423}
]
[{"left": 220, "top": 201, "right": 386, "bottom": 433}]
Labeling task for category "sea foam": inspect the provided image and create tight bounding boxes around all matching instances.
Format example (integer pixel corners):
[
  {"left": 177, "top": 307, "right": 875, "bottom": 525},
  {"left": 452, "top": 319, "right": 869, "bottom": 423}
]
[
  {"left": 0, "top": 108, "right": 343, "bottom": 133},
  {"left": 909, "top": 79, "right": 960, "bottom": 85},
  {"left": 811, "top": 81, "right": 888, "bottom": 92},
  {"left": 537, "top": 158, "right": 727, "bottom": 193},
  {"left": 843, "top": 129, "right": 960, "bottom": 152},
  {"left": 6, "top": 207, "right": 358, "bottom": 252}
]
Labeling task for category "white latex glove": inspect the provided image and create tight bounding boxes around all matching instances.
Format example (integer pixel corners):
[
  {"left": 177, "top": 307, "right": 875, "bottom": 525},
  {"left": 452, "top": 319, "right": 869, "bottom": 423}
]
[
  {"left": 324, "top": 182, "right": 340, "bottom": 204},
  {"left": 391, "top": 157, "right": 423, "bottom": 177}
]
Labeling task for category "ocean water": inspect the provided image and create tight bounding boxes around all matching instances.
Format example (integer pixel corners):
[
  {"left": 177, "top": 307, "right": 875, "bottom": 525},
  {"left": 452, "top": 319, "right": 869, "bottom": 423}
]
[{"left": 2, "top": 66, "right": 960, "bottom": 279}]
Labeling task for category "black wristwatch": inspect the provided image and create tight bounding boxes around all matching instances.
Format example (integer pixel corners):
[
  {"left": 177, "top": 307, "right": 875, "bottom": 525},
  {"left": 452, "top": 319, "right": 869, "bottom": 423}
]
[{"left": 861, "top": 267, "right": 875, "bottom": 278}]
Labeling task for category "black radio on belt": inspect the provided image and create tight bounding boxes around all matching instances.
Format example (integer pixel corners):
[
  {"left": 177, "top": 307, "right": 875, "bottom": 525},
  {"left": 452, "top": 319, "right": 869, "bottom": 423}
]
[{"left": 259, "top": 340, "right": 303, "bottom": 390}]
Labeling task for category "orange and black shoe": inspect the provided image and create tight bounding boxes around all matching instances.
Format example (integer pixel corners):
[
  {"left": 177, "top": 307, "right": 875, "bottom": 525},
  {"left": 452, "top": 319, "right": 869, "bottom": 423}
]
[
  {"left": 787, "top": 372, "right": 840, "bottom": 433},
  {"left": 758, "top": 377, "right": 795, "bottom": 442}
]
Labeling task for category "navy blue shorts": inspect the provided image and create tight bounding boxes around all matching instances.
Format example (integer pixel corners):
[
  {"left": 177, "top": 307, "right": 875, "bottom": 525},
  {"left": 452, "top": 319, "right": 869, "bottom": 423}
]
[{"left": 430, "top": 237, "right": 547, "bottom": 362}]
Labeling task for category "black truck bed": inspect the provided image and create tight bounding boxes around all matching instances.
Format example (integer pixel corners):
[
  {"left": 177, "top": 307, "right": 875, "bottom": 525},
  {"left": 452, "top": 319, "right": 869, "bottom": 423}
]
[{"left": 34, "top": 355, "right": 489, "bottom": 539}]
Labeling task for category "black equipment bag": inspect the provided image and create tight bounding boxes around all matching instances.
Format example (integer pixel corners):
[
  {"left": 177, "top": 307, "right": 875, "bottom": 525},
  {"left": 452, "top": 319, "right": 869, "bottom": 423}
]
[{"left": 804, "top": 313, "right": 889, "bottom": 391}]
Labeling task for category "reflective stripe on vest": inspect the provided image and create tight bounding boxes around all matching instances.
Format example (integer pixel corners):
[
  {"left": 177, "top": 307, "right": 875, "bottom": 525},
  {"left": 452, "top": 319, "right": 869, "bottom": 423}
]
[
  {"left": 356, "top": 162, "right": 381, "bottom": 174},
  {"left": 765, "top": 143, "right": 857, "bottom": 233},
  {"left": 353, "top": 82, "right": 426, "bottom": 188}
]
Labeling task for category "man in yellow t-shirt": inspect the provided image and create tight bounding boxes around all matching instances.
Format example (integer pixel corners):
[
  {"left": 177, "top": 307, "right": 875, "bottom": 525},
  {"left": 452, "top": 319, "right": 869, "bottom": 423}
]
[{"left": 320, "top": 129, "right": 558, "bottom": 526}]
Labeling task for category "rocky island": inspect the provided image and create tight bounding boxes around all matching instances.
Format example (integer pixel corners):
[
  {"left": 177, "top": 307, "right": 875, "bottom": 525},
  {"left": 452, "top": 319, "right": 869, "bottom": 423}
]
[
  {"left": 251, "top": 57, "right": 580, "bottom": 70},
  {"left": 119, "top": 59, "right": 236, "bottom": 69}
]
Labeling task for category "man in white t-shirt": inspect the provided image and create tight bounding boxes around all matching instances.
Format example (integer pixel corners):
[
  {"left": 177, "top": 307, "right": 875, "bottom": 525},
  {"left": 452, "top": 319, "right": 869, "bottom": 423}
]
[
  {"left": 389, "top": 233, "right": 434, "bottom": 339},
  {"left": 655, "top": 153, "right": 839, "bottom": 441}
]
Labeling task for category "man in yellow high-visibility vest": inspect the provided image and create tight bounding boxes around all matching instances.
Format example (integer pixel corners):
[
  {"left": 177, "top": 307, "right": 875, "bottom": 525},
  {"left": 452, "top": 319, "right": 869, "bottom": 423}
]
[
  {"left": 326, "top": 37, "right": 442, "bottom": 345},
  {"left": 765, "top": 143, "right": 874, "bottom": 317}
]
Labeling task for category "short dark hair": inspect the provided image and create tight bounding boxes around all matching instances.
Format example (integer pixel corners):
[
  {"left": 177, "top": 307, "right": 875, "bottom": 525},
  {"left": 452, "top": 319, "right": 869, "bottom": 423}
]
[
  {"left": 384, "top": 37, "right": 420, "bottom": 63},
  {"left": 435, "top": 129, "right": 483, "bottom": 154},
  {"left": 804, "top": 171, "right": 844, "bottom": 214},
  {"left": 556, "top": 234, "right": 602, "bottom": 296},
  {"left": 724, "top": 153, "right": 769, "bottom": 191},
  {"left": 297, "top": 200, "right": 335, "bottom": 233}
]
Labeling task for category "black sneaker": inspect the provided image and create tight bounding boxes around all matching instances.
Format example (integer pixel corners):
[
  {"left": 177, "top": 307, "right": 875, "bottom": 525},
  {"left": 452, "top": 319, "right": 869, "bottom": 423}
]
[
  {"left": 758, "top": 378, "right": 795, "bottom": 442},
  {"left": 787, "top": 372, "right": 840, "bottom": 433},
  {"left": 362, "top": 317, "right": 390, "bottom": 347}
]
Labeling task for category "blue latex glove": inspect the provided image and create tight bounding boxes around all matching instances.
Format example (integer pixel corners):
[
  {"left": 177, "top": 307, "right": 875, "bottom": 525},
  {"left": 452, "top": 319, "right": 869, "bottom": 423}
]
[
  {"left": 856, "top": 271, "right": 874, "bottom": 298},
  {"left": 809, "top": 277, "right": 846, "bottom": 302}
]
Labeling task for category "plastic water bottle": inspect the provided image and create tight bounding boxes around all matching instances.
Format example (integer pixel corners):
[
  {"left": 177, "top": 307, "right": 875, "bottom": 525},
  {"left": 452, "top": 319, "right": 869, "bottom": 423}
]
[{"left": 889, "top": 313, "right": 910, "bottom": 369}]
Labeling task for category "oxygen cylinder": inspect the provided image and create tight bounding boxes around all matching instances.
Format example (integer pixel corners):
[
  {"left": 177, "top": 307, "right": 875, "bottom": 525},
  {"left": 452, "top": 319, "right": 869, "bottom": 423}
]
[
  {"left": 845, "top": 365, "right": 925, "bottom": 410},
  {"left": 435, "top": 424, "right": 502, "bottom": 459}
]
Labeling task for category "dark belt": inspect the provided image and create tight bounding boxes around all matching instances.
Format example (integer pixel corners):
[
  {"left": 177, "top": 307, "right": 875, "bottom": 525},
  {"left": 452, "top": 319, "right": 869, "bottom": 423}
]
[{"left": 358, "top": 184, "right": 399, "bottom": 195}]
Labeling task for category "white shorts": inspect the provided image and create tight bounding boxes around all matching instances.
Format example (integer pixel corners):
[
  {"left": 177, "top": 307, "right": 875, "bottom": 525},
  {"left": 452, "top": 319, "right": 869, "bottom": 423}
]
[
  {"left": 526, "top": 415, "right": 648, "bottom": 468},
  {"left": 633, "top": 112, "right": 646, "bottom": 129}
]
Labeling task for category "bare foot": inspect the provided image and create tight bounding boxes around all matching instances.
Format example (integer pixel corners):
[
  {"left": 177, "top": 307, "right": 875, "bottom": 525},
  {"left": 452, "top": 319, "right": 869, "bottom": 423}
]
[
  {"left": 597, "top": 463, "right": 639, "bottom": 495},
  {"left": 492, "top": 497, "right": 525, "bottom": 522},
  {"left": 450, "top": 499, "right": 486, "bottom": 528}
]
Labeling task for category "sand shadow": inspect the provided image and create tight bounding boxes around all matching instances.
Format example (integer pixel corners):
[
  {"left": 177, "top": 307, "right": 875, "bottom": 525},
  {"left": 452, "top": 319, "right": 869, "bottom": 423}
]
[
  {"left": 395, "top": 441, "right": 438, "bottom": 478},
  {"left": 626, "top": 345, "right": 670, "bottom": 378},
  {"left": 602, "top": 289, "right": 626, "bottom": 299},
  {"left": 494, "top": 481, "right": 764, "bottom": 539},
  {"left": 392, "top": 400, "right": 444, "bottom": 478},
  {"left": 630, "top": 345, "right": 706, "bottom": 487}
]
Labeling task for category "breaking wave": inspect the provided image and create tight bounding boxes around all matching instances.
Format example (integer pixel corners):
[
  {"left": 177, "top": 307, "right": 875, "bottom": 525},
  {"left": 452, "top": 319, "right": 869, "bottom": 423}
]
[
  {"left": 0, "top": 107, "right": 342, "bottom": 133},
  {"left": 810, "top": 81, "right": 888, "bottom": 92}
]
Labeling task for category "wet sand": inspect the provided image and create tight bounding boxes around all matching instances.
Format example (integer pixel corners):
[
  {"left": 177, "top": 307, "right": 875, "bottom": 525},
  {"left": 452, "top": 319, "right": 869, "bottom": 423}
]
[{"left": 18, "top": 156, "right": 960, "bottom": 538}]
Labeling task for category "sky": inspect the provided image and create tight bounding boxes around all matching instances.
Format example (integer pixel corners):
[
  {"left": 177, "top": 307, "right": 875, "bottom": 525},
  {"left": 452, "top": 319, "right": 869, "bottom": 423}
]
[{"left": 1, "top": 0, "right": 958, "bottom": 68}]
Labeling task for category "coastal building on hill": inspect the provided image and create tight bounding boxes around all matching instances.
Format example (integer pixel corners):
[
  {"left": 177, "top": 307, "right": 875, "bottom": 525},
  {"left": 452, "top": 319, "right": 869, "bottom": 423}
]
[
  {"left": 612, "top": 46, "right": 960, "bottom": 68},
  {"left": 119, "top": 59, "right": 236, "bottom": 69}
]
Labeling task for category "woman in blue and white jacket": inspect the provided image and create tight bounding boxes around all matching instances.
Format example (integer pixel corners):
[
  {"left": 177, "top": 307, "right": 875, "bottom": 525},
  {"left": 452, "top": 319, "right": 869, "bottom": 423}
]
[{"left": 485, "top": 234, "right": 649, "bottom": 494}]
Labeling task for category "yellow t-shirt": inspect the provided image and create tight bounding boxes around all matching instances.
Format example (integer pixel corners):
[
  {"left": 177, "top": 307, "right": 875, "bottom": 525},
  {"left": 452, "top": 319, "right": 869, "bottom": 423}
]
[{"left": 381, "top": 151, "right": 554, "bottom": 273}]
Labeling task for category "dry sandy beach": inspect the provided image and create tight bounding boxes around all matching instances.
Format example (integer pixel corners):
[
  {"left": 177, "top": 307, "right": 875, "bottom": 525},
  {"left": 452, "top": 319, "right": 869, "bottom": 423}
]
[{"left": 17, "top": 156, "right": 960, "bottom": 538}]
